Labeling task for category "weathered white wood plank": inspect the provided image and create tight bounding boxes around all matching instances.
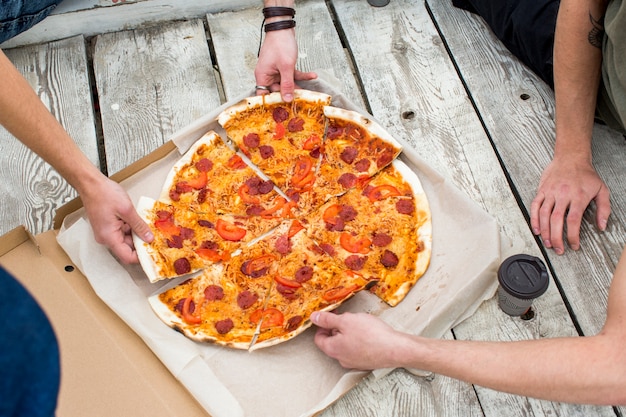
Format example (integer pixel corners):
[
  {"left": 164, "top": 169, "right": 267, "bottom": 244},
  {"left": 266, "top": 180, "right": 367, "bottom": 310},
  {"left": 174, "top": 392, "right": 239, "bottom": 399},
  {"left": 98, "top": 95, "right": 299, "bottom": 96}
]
[
  {"left": 206, "top": 1, "right": 366, "bottom": 107},
  {"left": 427, "top": 0, "right": 626, "bottom": 349},
  {"left": 210, "top": 2, "right": 481, "bottom": 416},
  {"left": 0, "top": 35, "right": 99, "bottom": 236},
  {"left": 93, "top": 19, "right": 221, "bottom": 174},
  {"left": 331, "top": 0, "right": 614, "bottom": 416},
  {"left": 1, "top": 0, "right": 258, "bottom": 49},
  {"left": 426, "top": 1, "right": 622, "bottom": 415}
]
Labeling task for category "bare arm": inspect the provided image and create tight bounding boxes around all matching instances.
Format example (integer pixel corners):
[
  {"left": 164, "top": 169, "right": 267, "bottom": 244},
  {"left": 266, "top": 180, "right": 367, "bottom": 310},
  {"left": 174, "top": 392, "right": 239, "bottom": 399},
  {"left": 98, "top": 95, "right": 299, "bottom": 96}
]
[
  {"left": 313, "top": 244, "right": 626, "bottom": 405},
  {"left": 530, "top": 0, "right": 610, "bottom": 254},
  {"left": 255, "top": 0, "right": 317, "bottom": 101},
  {"left": 0, "top": 50, "right": 152, "bottom": 263}
]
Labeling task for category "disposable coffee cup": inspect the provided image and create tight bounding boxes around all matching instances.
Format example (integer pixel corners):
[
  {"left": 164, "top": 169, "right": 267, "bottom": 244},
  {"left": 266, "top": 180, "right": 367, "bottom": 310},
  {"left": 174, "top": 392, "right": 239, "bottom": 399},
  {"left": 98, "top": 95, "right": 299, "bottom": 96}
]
[
  {"left": 497, "top": 254, "right": 549, "bottom": 316},
  {"left": 367, "top": 0, "right": 390, "bottom": 7}
]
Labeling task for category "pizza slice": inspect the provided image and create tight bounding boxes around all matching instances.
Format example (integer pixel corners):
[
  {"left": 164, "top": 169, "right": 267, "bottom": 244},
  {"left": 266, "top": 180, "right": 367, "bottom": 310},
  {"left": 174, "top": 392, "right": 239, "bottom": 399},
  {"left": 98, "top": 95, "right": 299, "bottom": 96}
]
[
  {"left": 302, "top": 160, "right": 432, "bottom": 306},
  {"left": 160, "top": 130, "right": 288, "bottom": 221},
  {"left": 217, "top": 90, "right": 331, "bottom": 191},
  {"left": 245, "top": 220, "right": 374, "bottom": 350},
  {"left": 148, "top": 259, "right": 273, "bottom": 349},
  {"left": 135, "top": 196, "right": 273, "bottom": 283}
]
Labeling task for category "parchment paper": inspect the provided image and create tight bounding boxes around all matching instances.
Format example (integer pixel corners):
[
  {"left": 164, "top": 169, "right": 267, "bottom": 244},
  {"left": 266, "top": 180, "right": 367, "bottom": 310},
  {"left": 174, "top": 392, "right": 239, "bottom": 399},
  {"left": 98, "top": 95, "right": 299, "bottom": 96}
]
[{"left": 57, "top": 75, "right": 500, "bottom": 417}]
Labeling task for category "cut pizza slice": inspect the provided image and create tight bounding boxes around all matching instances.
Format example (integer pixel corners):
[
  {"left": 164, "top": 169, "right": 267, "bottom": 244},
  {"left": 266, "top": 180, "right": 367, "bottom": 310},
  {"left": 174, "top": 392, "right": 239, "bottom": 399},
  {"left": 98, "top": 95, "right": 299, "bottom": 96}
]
[
  {"left": 292, "top": 106, "right": 403, "bottom": 217},
  {"left": 217, "top": 90, "right": 331, "bottom": 191},
  {"left": 302, "top": 159, "right": 432, "bottom": 306},
  {"left": 135, "top": 196, "right": 272, "bottom": 283},
  {"left": 148, "top": 262, "right": 273, "bottom": 349},
  {"left": 160, "top": 130, "right": 289, "bottom": 222},
  {"left": 247, "top": 220, "right": 374, "bottom": 350}
]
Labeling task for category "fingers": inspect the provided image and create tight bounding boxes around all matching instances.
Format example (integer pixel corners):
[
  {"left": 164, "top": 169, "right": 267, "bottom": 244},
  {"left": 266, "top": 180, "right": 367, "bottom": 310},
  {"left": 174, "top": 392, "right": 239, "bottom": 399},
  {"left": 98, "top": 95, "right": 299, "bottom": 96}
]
[
  {"left": 595, "top": 184, "right": 611, "bottom": 232},
  {"left": 311, "top": 311, "right": 341, "bottom": 329}
]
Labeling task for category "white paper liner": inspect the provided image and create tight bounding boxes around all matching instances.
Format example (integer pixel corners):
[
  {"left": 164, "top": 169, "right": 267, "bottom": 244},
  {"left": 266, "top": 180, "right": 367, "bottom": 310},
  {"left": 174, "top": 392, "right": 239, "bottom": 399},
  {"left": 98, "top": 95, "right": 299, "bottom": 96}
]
[{"left": 57, "top": 73, "right": 500, "bottom": 417}]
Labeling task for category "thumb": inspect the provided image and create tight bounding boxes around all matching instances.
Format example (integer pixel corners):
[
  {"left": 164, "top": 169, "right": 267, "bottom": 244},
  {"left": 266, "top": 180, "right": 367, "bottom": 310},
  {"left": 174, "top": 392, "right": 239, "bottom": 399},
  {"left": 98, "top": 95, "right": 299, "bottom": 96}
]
[
  {"left": 311, "top": 311, "right": 340, "bottom": 329},
  {"left": 125, "top": 209, "right": 154, "bottom": 243}
]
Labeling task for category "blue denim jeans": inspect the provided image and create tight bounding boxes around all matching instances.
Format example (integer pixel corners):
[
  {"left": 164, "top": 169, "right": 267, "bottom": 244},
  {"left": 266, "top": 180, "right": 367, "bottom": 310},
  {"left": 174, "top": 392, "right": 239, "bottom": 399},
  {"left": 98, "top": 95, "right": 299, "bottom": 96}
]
[
  {"left": 0, "top": 267, "right": 60, "bottom": 417},
  {"left": 0, "top": 0, "right": 65, "bottom": 43}
]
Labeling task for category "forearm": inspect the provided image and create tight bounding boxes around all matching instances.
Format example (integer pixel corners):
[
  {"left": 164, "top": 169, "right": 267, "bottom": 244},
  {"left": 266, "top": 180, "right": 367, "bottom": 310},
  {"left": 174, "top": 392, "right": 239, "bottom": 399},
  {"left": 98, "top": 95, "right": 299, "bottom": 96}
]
[
  {"left": 0, "top": 50, "right": 105, "bottom": 196},
  {"left": 264, "top": 0, "right": 294, "bottom": 7},
  {"left": 552, "top": 0, "right": 607, "bottom": 160},
  {"left": 398, "top": 332, "right": 626, "bottom": 405}
]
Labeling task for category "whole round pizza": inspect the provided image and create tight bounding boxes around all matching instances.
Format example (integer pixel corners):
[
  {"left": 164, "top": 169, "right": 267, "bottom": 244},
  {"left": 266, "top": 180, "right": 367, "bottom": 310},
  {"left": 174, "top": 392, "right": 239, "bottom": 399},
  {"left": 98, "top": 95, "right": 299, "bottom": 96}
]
[{"left": 133, "top": 90, "right": 432, "bottom": 350}]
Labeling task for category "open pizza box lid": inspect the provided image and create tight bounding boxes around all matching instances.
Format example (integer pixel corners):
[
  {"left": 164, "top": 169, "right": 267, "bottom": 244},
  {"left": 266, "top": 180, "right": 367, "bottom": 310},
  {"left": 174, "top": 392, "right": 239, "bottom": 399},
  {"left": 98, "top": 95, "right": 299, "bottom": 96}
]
[{"left": 4, "top": 75, "right": 501, "bottom": 417}]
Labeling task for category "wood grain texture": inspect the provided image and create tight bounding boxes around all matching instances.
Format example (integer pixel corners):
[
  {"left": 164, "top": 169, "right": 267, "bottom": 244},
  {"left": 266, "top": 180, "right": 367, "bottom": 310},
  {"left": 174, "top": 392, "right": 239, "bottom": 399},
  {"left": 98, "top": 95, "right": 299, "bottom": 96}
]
[
  {"left": 427, "top": 0, "right": 626, "bottom": 342},
  {"left": 330, "top": 0, "right": 616, "bottom": 415},
  {"left": 0, "top": 35, "right": 99, "bottom": 236},
  {"left": 93, "top": 19, "right": 221, "bottom": 174},
  {"left": 207, "top": 0, "right": 366, "bottom": 107}
]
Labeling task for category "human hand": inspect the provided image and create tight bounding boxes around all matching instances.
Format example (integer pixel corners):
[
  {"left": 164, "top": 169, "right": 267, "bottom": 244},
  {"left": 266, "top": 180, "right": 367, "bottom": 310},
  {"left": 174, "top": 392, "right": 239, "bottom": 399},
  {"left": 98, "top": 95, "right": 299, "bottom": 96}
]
[
  {"left": 312, "top": 311, "right": 404, "bottom": 370},
  {"left": 81, "top": 176, "right": 153, "bottom": 264},
  {"left": 255, "top": 29, "right": 317, "bottom": 102},
  {"left": 530, "top": 155, "right": 610, "bottom": 254}
]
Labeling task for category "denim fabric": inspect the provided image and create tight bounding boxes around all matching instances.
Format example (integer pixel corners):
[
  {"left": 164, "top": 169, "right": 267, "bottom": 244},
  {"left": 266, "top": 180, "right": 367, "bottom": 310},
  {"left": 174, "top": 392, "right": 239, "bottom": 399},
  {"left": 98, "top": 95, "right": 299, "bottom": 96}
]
[
  {"left": 452, "top": 0, "right": 559, "bottom": 88},
  {"left": 0, "top": 0, "right": 65, "bottom": 44},
  {"left": 0, "top": 267, "right": 60, "bottom": 417}
]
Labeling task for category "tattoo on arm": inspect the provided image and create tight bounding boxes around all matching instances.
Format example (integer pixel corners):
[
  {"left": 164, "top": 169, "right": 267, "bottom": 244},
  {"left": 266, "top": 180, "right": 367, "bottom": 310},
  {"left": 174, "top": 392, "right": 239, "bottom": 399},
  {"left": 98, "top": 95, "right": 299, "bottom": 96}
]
[{"left": 588, "top": 12, "right": 605, "bottom": 49}]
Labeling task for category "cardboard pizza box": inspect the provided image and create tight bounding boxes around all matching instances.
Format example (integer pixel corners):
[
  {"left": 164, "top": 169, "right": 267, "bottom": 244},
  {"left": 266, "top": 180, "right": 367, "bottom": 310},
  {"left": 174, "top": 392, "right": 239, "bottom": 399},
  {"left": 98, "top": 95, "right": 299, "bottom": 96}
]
[{"left": 0, "top": 225, "right": 210, "bottom": 417}]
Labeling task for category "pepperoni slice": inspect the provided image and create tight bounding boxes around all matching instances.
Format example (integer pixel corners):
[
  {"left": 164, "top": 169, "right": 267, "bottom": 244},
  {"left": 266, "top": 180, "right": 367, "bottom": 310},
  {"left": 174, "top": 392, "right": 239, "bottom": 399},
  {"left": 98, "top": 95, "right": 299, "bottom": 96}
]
[
  {"left": 285, "top": 315, "right": 303, "bottom": 332},
  {"left": 215, "top": 318, "right": 234, "bottom": 334},
  {"left": 380, "top": 249, "right": 399, "bottom": 268},
  {"left": 338, "top": 173, "right": 357, "bottom": 189},
  {"left": 204, "top": 285, "right": 225, "bottom": 301},
  {"left": 274, "top": 235, "right": 291, "bottom": 255},
  {"left": 372, "top": 232, "right": 393, "bottom": 247},
  {"left": 273, "top": 106, "right": 289, "bottom": 123},
  {"left": 195, "top": 158, "right": 213, "bottom": 172},
  {"left": 173, "top": 258, "right": 191, "bottom": 275},
  {"left": 294, "top": 266, "right": 313, "bottom": 283},
  {"left": 355, "top": 158, "right": 371, "bottom": 172},
  {"left": 259, "top": 145, "right": 275, "bottom": 159},
  {"left": 396, "top": 199, "right": 415, "bottom": 215},
  {"left": 287, "top": 117, "right": 304, "bottom": 132},
  {"left": 340, "top": 146, "right": 358, "bottom": 164},
  {"left": 344, "top": 255, "right": 367, "bottom": 270},
  {"left": 326, "top": 125, "right": 343, "bottom": 139},
  {"left": 243, "top": 133, "right": 260, "bottom": 148},
  {"left": 237, "top": 290, "right": 258, "bottom": 310}
]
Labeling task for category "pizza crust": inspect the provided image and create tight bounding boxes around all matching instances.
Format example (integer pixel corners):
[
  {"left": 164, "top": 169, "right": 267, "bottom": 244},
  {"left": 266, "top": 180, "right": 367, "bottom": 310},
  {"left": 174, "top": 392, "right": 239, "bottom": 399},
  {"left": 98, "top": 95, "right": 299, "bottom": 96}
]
[
  {"left": 217, "top": 89, "right": 332, "bottom": 127},
  {"left": 158, "top": 130, "right": 222, "bottom": 203},
  {"left": 134, "top": 196, "right": 165, "bottom": 284}
]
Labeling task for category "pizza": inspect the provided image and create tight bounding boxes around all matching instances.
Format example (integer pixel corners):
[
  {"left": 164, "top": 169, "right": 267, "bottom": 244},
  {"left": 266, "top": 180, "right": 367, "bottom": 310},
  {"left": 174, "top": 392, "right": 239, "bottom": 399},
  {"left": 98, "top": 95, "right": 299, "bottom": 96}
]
[{"left": 134, "top": 89, "right": 432, "bottom": 350}]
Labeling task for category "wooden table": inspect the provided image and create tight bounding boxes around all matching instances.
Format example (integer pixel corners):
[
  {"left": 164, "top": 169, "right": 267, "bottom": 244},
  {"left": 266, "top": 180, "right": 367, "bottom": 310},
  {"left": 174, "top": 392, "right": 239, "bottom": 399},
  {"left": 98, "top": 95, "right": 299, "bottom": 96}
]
[{"left": 2, "top": 0, "right": 625, "bottom": 415}]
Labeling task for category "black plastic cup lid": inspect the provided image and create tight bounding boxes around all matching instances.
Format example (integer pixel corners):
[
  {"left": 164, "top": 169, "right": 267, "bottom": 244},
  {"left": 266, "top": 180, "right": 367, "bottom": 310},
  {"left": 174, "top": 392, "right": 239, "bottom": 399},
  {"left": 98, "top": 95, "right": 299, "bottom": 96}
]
[{"left": 497, "top": 254, "right": 549, "bottom": 299}]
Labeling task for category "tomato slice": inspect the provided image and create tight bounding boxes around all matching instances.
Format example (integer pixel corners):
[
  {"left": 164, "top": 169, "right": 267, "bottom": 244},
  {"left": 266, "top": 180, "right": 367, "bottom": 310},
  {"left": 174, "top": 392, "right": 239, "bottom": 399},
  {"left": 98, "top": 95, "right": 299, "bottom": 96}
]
[
  {"left": 182, "top": 297, "right": 202, "bottom": 324},
  {"left": 273, "top": 122, "right": 286, "bottom": 139},
  {"left": 215, "top": 219, "right": 246, "bottom": 241},
  {"left": 227, "top": 154, "right": 247, "bottom": 170},
  {"left": 322, "top": 204, "right": 341, "bottom": 225},
  {"left": 339, "top": 232, "right": 372, "bottom": 254},
  {"left": 238, "top": 183, "right": 261, "bottom": 204},
  {"left": 287, "top": 220, "right": 305, "bottom": 238},
  {"left": 195, "top": 248, "right": 228, "bottom": 262},
  {"left": 154, "top": 218, "right": 180, "bottom": 237},
  {"left": 242, "top": 254, "right": 276, "bottom": 276},
  {"left": 366, "top": 184, "right": 401, "bottom": 202},
  {"left": 302, "top": 134, "right": 321, "bottom": 150},
  {"left": 290, "top": 156, "right": 314, "bottom": 188},
  {"left": 182, "top": 171, "right": 207, "bottom": 190},
  {"left": 250, "top": 307, "right": 284, "bottom": 328},
  {"left": 322, "top": 284, "right": 360, "bottom": 302},
  {"left": 275, "top": 275, "right": 302, "bottom": 289},
  {"left": 260, "top": 197, "right": 287, "bottom": 216}
]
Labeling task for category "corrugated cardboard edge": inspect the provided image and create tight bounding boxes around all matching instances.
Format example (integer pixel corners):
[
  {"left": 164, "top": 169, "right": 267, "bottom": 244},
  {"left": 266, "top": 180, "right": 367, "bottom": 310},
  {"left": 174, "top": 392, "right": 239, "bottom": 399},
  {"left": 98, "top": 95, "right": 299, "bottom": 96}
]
[
  {"left": 0, "top": 227, "right": 209, "bottom": 417},
  {"left": 53, "top": 140, "right": 179, "bottom": 229}
]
